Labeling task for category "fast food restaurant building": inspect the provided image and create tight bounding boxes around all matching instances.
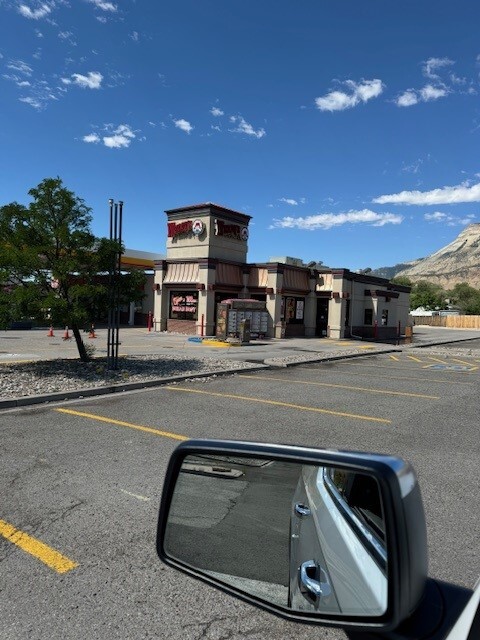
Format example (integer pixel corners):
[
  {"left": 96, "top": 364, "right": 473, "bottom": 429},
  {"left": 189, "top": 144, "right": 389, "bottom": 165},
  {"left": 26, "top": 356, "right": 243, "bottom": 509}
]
[{"left": 153, "top": 203, "right": 410, "bottom": 340}]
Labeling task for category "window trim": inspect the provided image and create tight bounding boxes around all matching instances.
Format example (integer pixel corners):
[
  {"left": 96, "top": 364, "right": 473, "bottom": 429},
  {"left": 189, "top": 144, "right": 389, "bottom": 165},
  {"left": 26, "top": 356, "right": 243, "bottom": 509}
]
[{"left": 323, "top": 468, "right": 387, "bottom": 573}]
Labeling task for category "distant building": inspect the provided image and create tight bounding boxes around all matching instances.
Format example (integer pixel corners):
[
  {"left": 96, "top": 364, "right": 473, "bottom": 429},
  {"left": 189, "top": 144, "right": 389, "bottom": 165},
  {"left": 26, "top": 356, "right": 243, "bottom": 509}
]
[{"left": 151, "top": 203, "right": 410, "bottom": 340}]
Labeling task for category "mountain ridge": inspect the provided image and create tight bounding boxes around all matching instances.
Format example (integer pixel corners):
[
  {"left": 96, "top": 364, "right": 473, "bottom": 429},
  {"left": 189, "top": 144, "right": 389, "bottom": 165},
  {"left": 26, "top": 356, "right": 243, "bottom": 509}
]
[{"left": 371, "top": 224, "right": 480, "bottom": 288}]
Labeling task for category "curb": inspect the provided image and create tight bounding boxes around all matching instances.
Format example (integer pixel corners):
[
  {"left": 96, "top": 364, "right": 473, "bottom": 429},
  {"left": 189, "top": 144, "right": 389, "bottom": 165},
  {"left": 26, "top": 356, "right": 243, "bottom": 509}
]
[
  {"left": 1, "top": 336, "right": 478, "bottom": 410},
  {"left": 264, "top": 348, "right": 400, "bottom": 367},
  {"left": 0, "top": 364, "right": 269, "bottom": 410}
]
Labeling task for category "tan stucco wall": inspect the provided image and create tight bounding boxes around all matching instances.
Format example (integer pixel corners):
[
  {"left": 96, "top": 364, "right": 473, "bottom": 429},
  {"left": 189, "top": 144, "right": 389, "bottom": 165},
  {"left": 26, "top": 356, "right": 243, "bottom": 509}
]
[{"left": 167, "top": 215, "right": 249, "bottom": 262}]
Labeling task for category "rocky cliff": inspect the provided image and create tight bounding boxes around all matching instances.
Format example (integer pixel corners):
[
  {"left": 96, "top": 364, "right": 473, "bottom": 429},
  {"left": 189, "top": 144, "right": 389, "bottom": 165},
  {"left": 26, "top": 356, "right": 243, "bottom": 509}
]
[{"left": 394, "top": 224, "right": 480, "bottom": 288}]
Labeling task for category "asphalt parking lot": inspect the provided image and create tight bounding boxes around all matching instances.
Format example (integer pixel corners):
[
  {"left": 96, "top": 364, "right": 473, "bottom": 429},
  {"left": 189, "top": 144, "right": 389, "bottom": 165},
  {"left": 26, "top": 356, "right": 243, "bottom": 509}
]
[{"left": 1, "top": 346, "right": 479, "bottom": 639}]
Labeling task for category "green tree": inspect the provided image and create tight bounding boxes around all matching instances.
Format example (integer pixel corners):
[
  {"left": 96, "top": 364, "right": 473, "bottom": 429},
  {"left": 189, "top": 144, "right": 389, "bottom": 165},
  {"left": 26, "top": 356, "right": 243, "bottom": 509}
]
[
  {"left": 447, "top": 282, "right": 480, "bottom": 315},
  {"left": 390, "top": 275, "right": 413, "bottom": 287},
  {"left": 0, "top": 178, "right": 145, "bottom": 361},
  {"left": 409, "top": 280, "right": 446, "bottom": 311}
]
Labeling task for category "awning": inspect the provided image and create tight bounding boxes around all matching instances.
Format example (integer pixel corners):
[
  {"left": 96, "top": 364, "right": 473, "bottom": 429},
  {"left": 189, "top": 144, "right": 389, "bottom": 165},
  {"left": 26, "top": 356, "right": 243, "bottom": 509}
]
[
  {"left": 247, "top": 267, "right": 268, "bottom": 288},
  {"left": 216, "top": 263, "right": 243, "bottom": 286},
  {"left": 283, "top": 268, "right": 309, "bottom": 292},
  {"left": 163, "top": 262, "right": 199, "bottom": 284}
]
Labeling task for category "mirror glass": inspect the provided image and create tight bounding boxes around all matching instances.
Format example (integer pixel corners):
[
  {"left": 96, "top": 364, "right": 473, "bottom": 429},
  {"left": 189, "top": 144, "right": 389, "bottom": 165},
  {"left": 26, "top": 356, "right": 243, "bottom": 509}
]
[{"left": 164, "top": 455, "right": 387, "bottom": 616}]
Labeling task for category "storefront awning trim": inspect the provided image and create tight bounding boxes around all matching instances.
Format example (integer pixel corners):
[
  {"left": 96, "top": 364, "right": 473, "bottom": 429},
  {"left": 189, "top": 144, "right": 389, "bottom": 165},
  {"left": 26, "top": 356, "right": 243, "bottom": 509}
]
[{"left": 163, "top": 262, "right": 200, "bottom": 284}]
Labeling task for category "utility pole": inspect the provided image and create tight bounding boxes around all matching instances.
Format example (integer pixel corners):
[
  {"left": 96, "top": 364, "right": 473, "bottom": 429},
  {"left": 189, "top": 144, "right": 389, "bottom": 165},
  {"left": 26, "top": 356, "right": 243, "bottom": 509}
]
[{"left": 107, "top": 199, "right": 123, "bottom": 370}]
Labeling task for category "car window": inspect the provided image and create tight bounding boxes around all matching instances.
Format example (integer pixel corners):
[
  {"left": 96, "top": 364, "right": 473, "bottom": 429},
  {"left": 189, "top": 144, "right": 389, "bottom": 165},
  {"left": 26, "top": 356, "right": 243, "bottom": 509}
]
[{"left": 325, "top": 468, "right": 386, "bottom": 567}]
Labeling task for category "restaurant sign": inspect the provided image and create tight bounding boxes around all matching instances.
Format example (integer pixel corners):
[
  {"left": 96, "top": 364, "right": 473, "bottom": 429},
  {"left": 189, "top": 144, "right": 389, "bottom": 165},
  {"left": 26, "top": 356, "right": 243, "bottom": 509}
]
[
  {"left": 168, "top": 219, "right": 205, "bottom": 239},
  {"left": 214, "top": 219, "right": 249, "bottom": 241}
]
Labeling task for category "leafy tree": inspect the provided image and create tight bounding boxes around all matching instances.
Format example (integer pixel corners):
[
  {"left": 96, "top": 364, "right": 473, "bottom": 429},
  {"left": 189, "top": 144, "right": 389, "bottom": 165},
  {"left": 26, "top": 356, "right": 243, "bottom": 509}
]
[
  {"left": 447, "top": 282, "right": 480, "bottom": 315},
  {"left": 0, "top": 178, "right": 145, "bottom": 361},
  {"left": 391, "top": 275, "right": 413, "bottom": 287},
  {"left": 409, "top": 280, "right": 446, "bottom": 311}
]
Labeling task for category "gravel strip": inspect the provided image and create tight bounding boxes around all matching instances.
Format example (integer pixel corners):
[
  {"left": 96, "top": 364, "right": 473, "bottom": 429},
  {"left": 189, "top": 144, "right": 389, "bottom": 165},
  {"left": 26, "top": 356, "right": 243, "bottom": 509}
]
[
  {"left": 0, "top": 354, "right": 260, "bottom": 401},
  {"left": 2, "top": 344, "right": 478, "bottom": 403}
]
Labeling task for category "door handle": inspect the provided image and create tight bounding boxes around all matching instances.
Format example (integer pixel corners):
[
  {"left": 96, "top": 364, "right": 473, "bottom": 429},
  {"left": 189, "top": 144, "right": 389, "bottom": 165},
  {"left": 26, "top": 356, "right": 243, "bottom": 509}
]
[
  {"left": 299, "top": 561, "right": 332, "bottom": 600},
  {"left": 294, "top": 502, "right": 311, "bottom": 516}
]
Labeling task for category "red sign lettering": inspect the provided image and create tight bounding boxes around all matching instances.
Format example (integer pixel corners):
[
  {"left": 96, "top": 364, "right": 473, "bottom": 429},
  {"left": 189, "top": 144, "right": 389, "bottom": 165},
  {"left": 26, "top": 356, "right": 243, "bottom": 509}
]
[{"left": 168, "top": 220, "right": 193, "bottom": 238}]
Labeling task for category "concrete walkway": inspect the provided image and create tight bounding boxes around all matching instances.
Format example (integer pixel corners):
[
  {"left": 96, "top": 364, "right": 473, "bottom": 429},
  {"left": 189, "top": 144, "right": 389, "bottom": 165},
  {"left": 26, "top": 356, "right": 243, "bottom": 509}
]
[{"left": 1, "top": 324, "right": 480, "bottom": 365}]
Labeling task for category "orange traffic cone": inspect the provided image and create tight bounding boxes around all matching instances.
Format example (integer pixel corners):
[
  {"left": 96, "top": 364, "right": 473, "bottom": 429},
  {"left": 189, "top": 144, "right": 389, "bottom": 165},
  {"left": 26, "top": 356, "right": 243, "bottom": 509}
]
[
  {"left": 88, "top": 324, "right": 97, "bottom": 339},
  {"left": 62, "top": 326, "right": 71, "bottom": 341},
  {"left": 47, "top": 326, "right": 55, "bottom": 337}
]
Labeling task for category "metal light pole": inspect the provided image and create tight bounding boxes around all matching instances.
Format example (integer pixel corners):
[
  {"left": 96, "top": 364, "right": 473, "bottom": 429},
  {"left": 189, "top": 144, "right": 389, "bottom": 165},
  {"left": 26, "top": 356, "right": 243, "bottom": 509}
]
[{"left": 107, "top": 199, "right": 123, "bottom": 370}]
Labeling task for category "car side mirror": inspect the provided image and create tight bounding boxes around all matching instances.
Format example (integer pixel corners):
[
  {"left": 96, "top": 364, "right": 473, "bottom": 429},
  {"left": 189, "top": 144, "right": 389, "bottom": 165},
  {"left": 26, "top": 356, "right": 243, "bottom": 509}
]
[{"left": 156, "top": 440, "right": 428, "bottom": 635}]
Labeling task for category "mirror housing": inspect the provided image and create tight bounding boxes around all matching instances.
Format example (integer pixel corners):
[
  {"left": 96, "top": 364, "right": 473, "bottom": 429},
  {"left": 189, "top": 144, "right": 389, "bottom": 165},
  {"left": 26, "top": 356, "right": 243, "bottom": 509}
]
[{"left": 156, "top": 440, "right": 428, "bottom": 633}]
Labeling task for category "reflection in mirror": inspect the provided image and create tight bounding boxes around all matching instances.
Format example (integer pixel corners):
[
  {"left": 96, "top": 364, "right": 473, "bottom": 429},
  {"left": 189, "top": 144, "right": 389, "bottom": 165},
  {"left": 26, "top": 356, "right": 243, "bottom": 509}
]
[{"left": 164, "top": 455, "right": 387, "bottom": 616}]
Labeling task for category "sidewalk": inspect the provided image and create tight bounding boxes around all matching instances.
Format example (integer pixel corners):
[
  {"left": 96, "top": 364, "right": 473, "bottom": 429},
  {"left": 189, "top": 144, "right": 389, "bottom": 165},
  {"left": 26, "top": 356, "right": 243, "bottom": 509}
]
[{"left": 1, "top": 325, "right": 480, "bottom": 364}]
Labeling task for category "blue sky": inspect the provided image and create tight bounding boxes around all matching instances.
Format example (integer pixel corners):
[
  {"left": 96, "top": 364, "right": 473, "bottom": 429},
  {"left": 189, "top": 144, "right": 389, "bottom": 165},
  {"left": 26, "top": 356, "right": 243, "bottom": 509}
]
[{"left": 1, "top": 0, "right": 479, "bottom": 271}]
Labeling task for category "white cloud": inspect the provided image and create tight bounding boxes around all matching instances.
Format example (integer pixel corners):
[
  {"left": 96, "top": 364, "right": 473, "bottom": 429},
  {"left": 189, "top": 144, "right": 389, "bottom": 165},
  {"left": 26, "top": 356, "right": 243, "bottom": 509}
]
[
  {"left": 270, "top": 209, "right": 403, "bottom": 230},
  {"left": 103, "top": 124, "right": 135, "bottom": 148},
  {"left": 315, "top": 79, "right": 384, "bottom": 112},
  {"left": 396, "top": 89, "right": 418, "bottom": 107},
  {"left": 83, "top": 133, "right": 100, "bottom": 143},
  {"left": 18, "top": 3, "right": 52, "bottom": 20},
  {"left": 396, "top": 57, "right": 458, "bottom": 107},
  {"left": 64, "top": 71, "right": 103, "bottom": 89},
  {"left": 130, "top": 31, "right": 139, "bottom": 42},
  {"left": 87, "top": 0, "right": 117, "bottom": 11},
  {"left": 210, "top": 107, "right": 224, "bottom": 116},
  {"left": 2, "top": 74, "right": 32, "bottom": 87},
  {"left": 7, "top": 60, "right": 33, "bottom": 76},
  {"left": 279, "top": 198, "right": 298, "bottom": 206},
  {"left": 19, "top": 96, "right": 43, "bottom": 109},
  {"left": 96, "top": 15, "right": 107, "bottom": 22},
  {"left": 420, "top": 84, "right": 448, "bottom": 101},
  {"left": 229, "top": 115, "right": 265, "bottom": 138},
  {"left": 374, "top": 181, "right": 480, "bottom": 205},
  {"left": 82, "top": 124, "right": 137, "bottom": 148},
  {"left": 58, "top": 30, "right": 76, "bottom": 44},
  {"left": 35, "top": 29, "right": 44, "bottom": 37},
  {"left": 174, "top": 118, "right": 193, "bottom": 134},
  {"left": 424, "top": 211, "right": 447, "bottom": 221},
  {"left": 395, "top": 83, "right": 448, "bottom": 107},
  {"left": 423, "top": 57, "right": 454, "bottom": 80},
  {"left": 425, "top": 211, "right": 476, "bottom": 226}
]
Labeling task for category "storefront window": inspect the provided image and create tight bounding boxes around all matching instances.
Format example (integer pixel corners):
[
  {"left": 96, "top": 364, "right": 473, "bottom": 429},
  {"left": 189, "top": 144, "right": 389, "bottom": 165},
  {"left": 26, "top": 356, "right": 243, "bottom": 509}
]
[
  {"left": 285, "top": 296, "right": 305, "bottom": 324},
  {"left": 170, "top": 291, "right": 198, "bottom": 320}
]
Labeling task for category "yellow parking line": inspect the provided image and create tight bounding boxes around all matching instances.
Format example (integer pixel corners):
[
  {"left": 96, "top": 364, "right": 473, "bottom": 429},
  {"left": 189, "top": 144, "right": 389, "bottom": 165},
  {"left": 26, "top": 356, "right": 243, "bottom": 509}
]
[
  {"left": 452, "top": 358, "right": 476, "bottom": 366},
  {"left": 426, "top": 357, "right": 449, "bottom": 364},
  {"left": 407, "top": 355, "right": 423, "bottom": 363},
  {"left": 0, "top": 519, "right": 78, "bottom": 574},
  {"left": 238, "top": 375, "right": 439, "bottom": 399},
  {"left": 389, "top": 355, "right": 400, "bottom": 361},
  {"left": 56, "top": 408, "right": 188, "bottom": 441},
  {"left": 0, "top": 360, "right": 36, "bottom": 364},
  {"left": 167, "top": 387, "right": 390, "bottom": 424}
]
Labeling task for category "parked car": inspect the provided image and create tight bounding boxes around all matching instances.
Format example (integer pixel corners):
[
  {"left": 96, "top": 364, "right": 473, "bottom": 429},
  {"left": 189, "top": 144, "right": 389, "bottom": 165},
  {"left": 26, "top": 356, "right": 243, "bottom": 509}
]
[{"left": 157, "top": 439, "right": 479, "bottom": 640}]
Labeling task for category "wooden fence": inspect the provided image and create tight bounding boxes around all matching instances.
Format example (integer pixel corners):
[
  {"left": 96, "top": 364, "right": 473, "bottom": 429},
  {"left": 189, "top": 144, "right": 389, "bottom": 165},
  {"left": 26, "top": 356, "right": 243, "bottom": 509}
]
[{"left": 410, "top": 315, "right": 480, "bottom": 329}]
